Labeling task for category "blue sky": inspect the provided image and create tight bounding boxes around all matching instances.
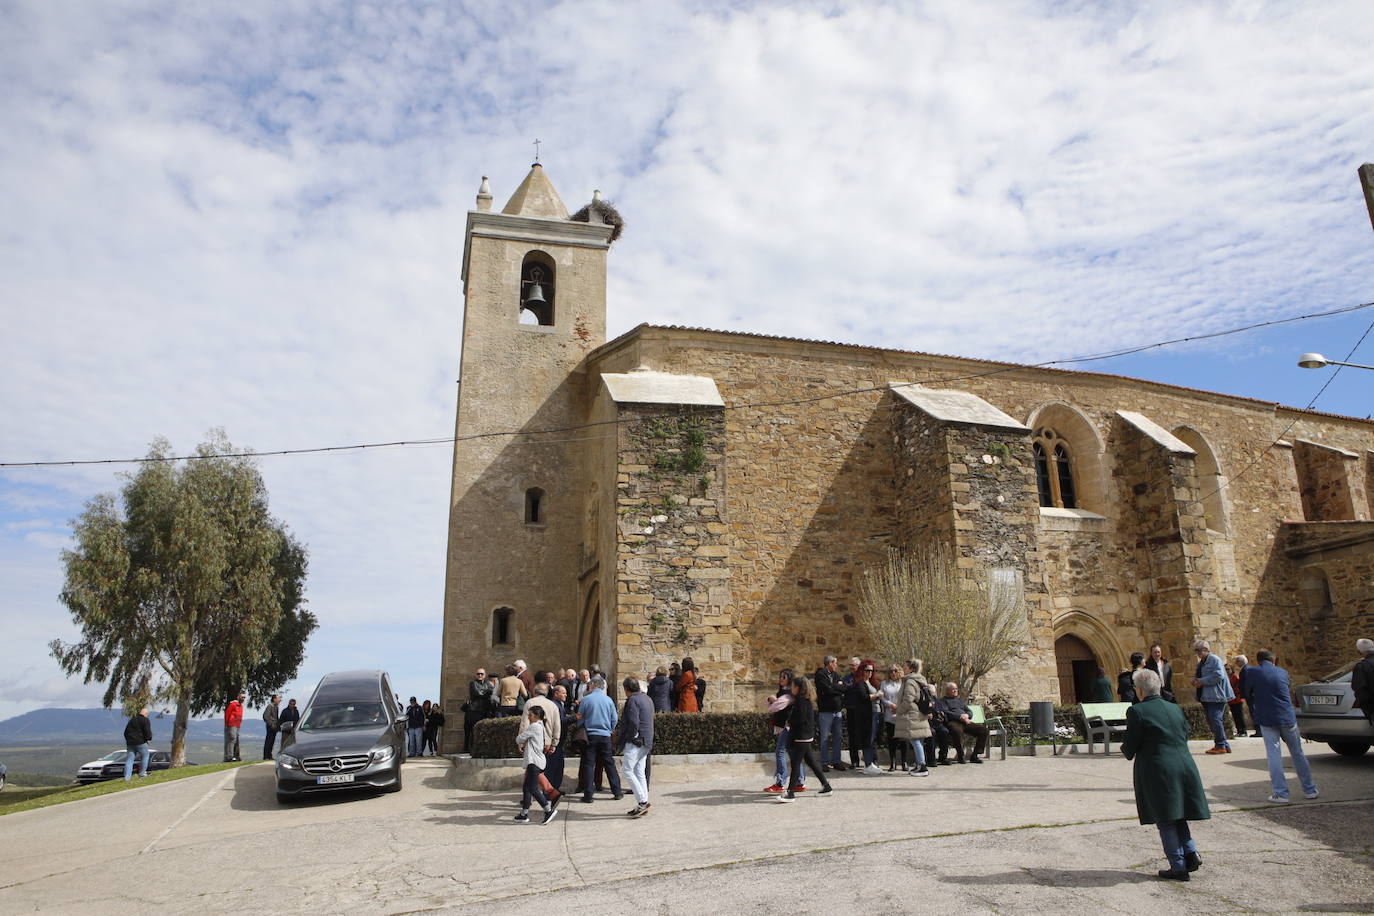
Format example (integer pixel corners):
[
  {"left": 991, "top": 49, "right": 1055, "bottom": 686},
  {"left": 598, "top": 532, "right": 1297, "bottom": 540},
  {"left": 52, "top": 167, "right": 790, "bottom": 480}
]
[{"left": 2, "top": 1, "right": 1373, "bottom": 721}]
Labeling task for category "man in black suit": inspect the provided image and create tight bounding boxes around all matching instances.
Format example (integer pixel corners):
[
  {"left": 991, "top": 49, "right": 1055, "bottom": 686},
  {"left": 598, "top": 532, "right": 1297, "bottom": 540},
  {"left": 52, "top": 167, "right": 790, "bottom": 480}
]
[{"left": 1146, "top": 644, "right": 1175, "bottom": 702}]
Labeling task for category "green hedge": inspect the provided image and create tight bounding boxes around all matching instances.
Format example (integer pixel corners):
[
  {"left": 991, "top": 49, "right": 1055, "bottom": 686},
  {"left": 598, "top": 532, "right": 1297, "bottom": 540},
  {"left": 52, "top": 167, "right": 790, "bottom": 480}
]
[
  {"left": 469, "top": 703, "right": 1230, "bottom": 759},
  {"left": 469, "top": 711, "right": 774, "bottom": 758}
]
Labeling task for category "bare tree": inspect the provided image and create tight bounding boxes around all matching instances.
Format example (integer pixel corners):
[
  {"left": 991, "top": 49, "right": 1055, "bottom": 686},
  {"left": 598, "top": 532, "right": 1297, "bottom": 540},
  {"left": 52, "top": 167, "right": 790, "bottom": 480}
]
[{"left": 856, "top": 547, "right": 1025, "bottom": 696}]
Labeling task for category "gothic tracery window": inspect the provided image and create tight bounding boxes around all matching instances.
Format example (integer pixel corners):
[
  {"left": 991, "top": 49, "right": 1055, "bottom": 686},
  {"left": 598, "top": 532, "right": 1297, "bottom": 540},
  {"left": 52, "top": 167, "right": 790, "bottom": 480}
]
[{"left": 1034, "top": 427, "right": 1078, "bottom": 509}]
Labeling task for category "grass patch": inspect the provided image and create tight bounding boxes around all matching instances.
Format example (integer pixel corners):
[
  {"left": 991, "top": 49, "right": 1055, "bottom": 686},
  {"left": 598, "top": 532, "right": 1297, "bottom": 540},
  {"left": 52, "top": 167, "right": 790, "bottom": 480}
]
[{"left": 0, "top": 760, "right": 257, "bottom": 816}]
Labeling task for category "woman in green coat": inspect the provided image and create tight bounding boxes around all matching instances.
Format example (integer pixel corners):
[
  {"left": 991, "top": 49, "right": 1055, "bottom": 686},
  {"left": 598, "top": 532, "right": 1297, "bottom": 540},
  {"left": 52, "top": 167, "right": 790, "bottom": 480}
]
[{"left": 1121, "top": 667, "right": 1211, "bottom": 881}]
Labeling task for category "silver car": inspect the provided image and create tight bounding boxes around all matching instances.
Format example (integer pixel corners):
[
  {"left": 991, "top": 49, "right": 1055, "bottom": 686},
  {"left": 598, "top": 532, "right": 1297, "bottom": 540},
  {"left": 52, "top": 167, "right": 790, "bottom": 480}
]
[{"left": 1294, "top": 660, "right": 1373, "bottom": 757}]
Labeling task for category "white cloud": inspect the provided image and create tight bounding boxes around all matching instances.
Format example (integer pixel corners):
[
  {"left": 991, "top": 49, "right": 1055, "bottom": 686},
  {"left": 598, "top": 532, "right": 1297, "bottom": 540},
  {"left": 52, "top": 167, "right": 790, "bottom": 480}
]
[{"left": 2, "top": 0, "right": 1373, "bottom": 719}]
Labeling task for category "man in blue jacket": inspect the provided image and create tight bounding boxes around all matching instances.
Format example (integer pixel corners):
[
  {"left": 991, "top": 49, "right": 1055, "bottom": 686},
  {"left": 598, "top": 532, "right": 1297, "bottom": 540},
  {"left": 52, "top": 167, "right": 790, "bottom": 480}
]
[
  {"left": 576, "top": 676, "right": 624, "bottom": 804},
  {"left": 1190, "top": 640, "right": 1234, "bottom": 754},
  {"left": 1243, "top": 650, "right": 1319, "bottom": 803}
]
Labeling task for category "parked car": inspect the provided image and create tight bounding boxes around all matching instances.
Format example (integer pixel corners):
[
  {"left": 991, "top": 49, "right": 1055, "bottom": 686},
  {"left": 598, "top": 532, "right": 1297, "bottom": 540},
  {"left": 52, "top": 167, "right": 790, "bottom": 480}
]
[
  {"left": 275, "top": 669, "right": 406, "bottom": 803},
  {"left": 1294, "top": 659, "right": 1373, "bottom": 757},
  {"left": 75, "top": 747, "right": 175, "bottom": 785},
  {"left": 75, "top": 749, "right": 181, "bottom": 783}
]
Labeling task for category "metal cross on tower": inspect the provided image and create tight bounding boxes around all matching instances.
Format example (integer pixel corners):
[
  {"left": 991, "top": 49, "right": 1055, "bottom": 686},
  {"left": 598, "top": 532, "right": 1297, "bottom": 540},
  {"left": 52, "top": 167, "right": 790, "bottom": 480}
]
[{"left": 533, "top": 138, "right": 541, "bottom": 163}]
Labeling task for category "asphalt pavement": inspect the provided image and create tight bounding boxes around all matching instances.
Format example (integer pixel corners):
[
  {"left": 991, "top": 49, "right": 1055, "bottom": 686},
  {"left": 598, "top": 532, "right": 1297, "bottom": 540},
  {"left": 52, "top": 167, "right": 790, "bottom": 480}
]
[{"left": 0, "top": 740, "right": 1369, "bottom": 914}]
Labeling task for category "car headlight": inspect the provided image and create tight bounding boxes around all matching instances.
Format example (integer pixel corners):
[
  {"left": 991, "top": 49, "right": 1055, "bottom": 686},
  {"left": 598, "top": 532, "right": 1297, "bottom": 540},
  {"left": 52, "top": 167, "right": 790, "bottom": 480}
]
[
  {"left": 277, "top": 754, "right": 302, "bottom": 770},
  {"left": 371, "top": 746, "right": 395, "bottom": 763}
]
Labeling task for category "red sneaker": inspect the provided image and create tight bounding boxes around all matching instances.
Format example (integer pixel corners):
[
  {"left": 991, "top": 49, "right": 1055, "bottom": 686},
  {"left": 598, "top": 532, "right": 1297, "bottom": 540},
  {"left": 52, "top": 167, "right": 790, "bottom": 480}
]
[
  {"left": 794, "top": 785, "right": 807, "bottom": 792},
  {"left": 763, "top": 784, "right": 785, "bottom": 793}
]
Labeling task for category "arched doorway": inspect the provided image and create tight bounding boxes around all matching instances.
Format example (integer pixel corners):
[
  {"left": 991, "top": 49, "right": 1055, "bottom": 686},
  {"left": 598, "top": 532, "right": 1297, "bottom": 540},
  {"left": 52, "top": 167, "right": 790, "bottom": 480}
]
[{"left": 1054, "top": 634, "right": 1099, "bottom": 704}]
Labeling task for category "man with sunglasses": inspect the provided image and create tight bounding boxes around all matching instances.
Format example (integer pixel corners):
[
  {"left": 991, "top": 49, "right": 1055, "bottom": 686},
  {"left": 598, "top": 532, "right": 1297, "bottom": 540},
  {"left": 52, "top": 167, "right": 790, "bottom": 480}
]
[{"left": 464, "top": 668, "right": 496, "bottom": 753}]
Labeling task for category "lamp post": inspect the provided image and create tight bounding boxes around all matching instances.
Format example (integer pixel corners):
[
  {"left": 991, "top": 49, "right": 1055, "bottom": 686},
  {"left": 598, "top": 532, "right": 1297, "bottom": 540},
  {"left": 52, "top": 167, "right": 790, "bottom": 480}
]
[{"left": 1297, "top": 353, "right": 1374, "bottom": 372}]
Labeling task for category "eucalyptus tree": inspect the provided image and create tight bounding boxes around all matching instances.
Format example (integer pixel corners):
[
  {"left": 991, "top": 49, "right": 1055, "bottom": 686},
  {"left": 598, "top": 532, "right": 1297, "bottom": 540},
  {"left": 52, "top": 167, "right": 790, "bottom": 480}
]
[{"left": 52, "top": 431, "right": 316, "bottom": 765}]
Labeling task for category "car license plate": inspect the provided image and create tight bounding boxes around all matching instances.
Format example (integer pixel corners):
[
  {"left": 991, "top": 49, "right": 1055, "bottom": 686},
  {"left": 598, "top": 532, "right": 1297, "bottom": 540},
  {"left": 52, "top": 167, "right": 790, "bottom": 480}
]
[
  {"left": 1307, "top": 695, "right": 1339, "bottom": 706},
  {"left": 317, "top": 773, "right": 355, "bottom": 784}
]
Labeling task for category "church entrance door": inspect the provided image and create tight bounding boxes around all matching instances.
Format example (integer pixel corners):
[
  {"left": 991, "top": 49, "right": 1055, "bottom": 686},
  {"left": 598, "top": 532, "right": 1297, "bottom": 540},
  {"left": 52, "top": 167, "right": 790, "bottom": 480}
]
[{"left": 1054, "top": 634, "right": 1098, "bottom": 704}]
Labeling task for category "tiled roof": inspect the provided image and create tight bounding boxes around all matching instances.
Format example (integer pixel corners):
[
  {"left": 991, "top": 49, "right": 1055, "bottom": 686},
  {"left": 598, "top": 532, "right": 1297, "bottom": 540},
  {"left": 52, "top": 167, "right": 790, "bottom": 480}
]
[{"left": 595, "top": 323, "right": 1372, "bottom": 427}]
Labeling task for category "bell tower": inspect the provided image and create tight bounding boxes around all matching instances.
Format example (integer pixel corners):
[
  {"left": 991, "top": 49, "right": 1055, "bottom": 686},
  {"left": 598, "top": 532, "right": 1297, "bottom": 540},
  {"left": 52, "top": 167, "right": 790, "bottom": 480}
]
[{"left": 439, "top": 165, "right": 614, "bottom": 748}]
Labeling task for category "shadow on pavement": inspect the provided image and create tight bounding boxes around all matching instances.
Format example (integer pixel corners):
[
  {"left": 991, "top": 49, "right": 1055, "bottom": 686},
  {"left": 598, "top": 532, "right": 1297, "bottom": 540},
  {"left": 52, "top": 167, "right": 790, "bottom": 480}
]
[
  {"left": 940, "top": 868, "right": 1150, "bottom": 887},
  {"left": 1246, "top": 798, "right": 1374, "bottom": 879}
]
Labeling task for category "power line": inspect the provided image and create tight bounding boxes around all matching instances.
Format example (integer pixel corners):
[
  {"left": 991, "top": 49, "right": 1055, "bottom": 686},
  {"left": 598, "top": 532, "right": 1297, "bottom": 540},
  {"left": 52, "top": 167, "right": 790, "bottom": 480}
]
[
  {"left": 4, "top": 299, "right": 1373, "bottom": 470},
  {"left": 1195, "top": 312, "right": 1374, "bottom": 504}
]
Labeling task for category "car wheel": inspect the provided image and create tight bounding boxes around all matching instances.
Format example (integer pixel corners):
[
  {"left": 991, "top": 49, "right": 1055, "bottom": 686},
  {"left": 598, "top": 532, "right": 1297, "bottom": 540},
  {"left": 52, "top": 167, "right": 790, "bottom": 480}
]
[
  {"left": 385, "top": 769, "right": 403, "bottom": 793},
  {"left": 1329, "top": 741, "right": 1371, "bottom": 757}
]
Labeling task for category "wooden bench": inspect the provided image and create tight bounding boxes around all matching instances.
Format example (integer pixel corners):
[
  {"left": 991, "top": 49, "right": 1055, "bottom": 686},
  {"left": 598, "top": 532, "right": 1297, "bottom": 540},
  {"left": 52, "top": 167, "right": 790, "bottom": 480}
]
[
  {"left": 1080, "top": 702, "right": 1132, "bottom": 754},
  {"left": 967, "top": 704, "right": 1008, "bottom": 761}
]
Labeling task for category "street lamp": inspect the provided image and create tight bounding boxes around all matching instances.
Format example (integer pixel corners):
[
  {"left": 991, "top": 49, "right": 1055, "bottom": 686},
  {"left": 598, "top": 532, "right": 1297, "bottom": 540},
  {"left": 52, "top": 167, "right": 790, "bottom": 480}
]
[{"left": 1297, "top": 352, "right": 1374, "bottom": 372}]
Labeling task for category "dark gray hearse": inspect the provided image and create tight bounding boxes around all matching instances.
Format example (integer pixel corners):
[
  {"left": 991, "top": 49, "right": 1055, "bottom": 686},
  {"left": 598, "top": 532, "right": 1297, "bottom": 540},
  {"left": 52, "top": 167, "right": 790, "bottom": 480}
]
[{"left": 275, "top": 670, "right": 406, "bottom": 802}]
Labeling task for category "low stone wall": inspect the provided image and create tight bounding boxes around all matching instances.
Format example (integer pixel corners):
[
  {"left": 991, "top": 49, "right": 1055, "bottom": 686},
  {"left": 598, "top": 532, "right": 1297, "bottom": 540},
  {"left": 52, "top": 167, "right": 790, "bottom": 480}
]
[{"left": 448, "top": 752, "right": 773, "bottom": 791}]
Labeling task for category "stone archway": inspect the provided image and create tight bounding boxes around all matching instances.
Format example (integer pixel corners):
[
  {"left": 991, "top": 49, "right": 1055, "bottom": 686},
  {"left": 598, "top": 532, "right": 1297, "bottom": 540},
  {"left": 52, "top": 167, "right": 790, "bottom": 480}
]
[{"left": 1051, "top": 610, "right": 1125, "bottom": 702}]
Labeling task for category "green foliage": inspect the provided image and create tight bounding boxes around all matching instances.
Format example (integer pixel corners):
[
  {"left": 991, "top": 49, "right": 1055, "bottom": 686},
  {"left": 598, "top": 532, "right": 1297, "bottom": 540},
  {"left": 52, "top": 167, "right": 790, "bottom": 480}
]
[
  {"left": 50, "top": 430, "right": 315, "bottom": 765},
  {"left": 469, "top": 711, "right": 774, "bottom": 758},
  {"left": 634, "top": 415, "right": 712, "bottom": 476}
]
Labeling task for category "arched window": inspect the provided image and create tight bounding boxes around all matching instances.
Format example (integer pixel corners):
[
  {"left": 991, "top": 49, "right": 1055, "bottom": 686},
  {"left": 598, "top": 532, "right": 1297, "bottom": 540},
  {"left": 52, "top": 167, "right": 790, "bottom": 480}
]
[
  {"left": 518, "top": 251, "right": 555, "bottom": 326},
  {"left": 525, "top": 487, "right": 545, "bottom": 525},
  {"left": 492, "top": 607, "right": 514, "bottom": 646},
  {"left": 1033, "top": 427, "right": 1077, "bottom": 508}
]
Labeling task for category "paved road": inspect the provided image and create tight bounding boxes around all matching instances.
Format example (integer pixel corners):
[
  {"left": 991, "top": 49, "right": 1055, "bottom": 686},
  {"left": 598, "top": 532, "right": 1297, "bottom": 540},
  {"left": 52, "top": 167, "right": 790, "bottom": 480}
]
[{"left": 0, "top": 742, "right": 1370, "bottom": 914}]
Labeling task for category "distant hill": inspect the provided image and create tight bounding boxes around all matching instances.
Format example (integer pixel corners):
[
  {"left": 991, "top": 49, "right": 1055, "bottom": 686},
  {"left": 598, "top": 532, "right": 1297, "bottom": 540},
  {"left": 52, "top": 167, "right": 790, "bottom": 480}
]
[{"left": 0, "top": 707, "right": 266, "bottom": 743}]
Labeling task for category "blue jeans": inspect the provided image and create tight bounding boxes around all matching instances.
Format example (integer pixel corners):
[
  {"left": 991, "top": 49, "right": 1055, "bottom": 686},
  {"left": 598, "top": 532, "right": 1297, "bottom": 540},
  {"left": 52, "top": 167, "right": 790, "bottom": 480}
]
[
  {"left": 407, "top": 727, "right": 424, "bottom": 756},
  {"left": 817, "top": 712, "right": 843, "bottom": 765},
  {"left": 1260, "top": 723, "right": 1317, "bottom": 799},
  {"left": 1201, "top": 702, "right": 1230, "bottom": 749},
  {"left": 124, "top": 743, "right": 150, "bottom": 780},
  {"left": 908, "top": 738, "right": 927, "bottom": 768},
  {"left": 774, "top": 728, "right": 804, "bottom": 786},
  {"left": 1156, "top": 819, "right": 1197, "bottom": 871}
]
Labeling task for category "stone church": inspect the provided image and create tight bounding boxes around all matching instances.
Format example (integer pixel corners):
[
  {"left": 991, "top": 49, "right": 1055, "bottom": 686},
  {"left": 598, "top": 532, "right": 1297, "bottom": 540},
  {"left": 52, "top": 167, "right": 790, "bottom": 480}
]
[{"left": 439, "top": 163, "right": 1374, "bottom": 743}]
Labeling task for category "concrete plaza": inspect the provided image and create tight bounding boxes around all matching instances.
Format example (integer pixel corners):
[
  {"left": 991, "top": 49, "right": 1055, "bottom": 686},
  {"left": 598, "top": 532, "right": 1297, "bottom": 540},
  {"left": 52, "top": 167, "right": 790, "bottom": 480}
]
[{"left": 0, "top": 739, "right": 1369, "bottom": 914}]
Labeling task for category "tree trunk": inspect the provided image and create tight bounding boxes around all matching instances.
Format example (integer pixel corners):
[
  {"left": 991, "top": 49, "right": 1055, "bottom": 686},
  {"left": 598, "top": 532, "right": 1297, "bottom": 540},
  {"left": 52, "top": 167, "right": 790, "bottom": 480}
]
[{"left": 170, "top": 697, "right": 191, "bottom": 766}]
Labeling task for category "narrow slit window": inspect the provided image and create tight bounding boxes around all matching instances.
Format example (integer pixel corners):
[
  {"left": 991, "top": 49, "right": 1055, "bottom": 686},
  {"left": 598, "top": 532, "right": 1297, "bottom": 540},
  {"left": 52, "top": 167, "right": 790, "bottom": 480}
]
[
  {"left": 525, "top": 487, "right": 545, "bottom": 525},
  {"left": 1033, "top": 442, "right": 1052, "bottom": 508},
  {"left": 492, "top": 607, "right": 513, "bottom": 646},
  {"left": 1054, "top": 444, "right": 1077, "bottom": 509}
]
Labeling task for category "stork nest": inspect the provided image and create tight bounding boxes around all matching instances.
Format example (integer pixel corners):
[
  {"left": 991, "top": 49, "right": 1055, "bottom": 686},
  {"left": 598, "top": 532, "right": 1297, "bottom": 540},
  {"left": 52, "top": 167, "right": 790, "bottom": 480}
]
[{"left": 570, "top": 198, "right": 625, "bottom": 243}]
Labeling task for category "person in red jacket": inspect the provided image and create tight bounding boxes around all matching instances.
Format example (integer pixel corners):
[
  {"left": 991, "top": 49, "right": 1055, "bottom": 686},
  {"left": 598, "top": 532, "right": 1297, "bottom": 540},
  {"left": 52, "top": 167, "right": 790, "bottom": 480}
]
[{"left": 224, "top": 691, "right": 246, "bottom": 762}]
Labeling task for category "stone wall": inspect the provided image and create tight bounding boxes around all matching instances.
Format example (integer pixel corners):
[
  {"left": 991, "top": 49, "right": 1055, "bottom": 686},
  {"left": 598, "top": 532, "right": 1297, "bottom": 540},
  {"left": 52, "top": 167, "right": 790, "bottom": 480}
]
[
  {"left": 560, "top": 327, "right": 1374, "bottom": 705},
  {"left": 1283, "top": 521, "right": 1374, "bottom": 676},
  {"left": 612, "top": 404, "right": 734, "bottom": 704},
  {"left": 1109, "top": 418, "right": 1216, "bottom": 696},
  {"left": 1293, "top": 439, "right": 1359, "bottom": 522}
]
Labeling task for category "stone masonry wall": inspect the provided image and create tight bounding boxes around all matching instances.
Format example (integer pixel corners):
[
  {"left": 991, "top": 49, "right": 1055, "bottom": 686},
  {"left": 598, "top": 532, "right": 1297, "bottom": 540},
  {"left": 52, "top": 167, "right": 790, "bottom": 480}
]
[
  {"left": 1110, "top": 418, "right": 1216, "bottom": 693},
  {"left": 612, "top": 405, "right": 733, "bottom": 700},
  {"left": 579, "top": 327, "right": 1374, "bottom": 705},
  {"left": 1294, "top": 440, "right": 1358, "bottom": 521}
]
